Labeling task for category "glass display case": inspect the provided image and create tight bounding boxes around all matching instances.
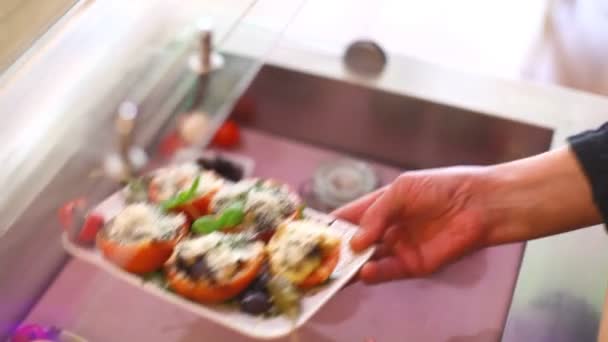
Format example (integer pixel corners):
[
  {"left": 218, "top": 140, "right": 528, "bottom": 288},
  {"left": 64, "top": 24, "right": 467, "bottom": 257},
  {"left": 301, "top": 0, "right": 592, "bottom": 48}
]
[{"left": 6, "top": 1, "right": 601, "bottom": 341}]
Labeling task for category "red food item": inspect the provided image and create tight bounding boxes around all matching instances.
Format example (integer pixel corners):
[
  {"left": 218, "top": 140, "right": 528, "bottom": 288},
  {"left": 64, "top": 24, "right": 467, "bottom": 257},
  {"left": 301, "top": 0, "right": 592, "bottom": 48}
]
[
  {"left": 58, "top": 198, "right": 87, "bottom": 230},
  {"left": 165, "top": 252, "right": 264, "bottom": 303},
  {"left": 158, "top": 131, "right": 186, "bottom": 158},
  {"left": 297, "top": 243, "right": 341, "bottom": 290},
  {"left": 211, "top": 120, "right": 240, "bottom": 148},
  {"left": 96, "top": 225, "right": 187, "bottom": 274},
  {"left": 78, "top": 213, "right": 104, "bottom": 244},
  {"left": 171, "top": 191, "right": 217, "bottom": 221},
  {"left": 58, "top": 198, "right": 105, "bottom": 245},
  {"left": 148, "top": 182, "right": 218, "bottom": 221}
]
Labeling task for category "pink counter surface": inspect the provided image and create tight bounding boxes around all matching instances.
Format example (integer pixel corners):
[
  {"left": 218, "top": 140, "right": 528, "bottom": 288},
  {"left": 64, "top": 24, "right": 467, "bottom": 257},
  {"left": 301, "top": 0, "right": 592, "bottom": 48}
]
[{"left": 25, "top": 129, "right": 522, "bottom": 341}]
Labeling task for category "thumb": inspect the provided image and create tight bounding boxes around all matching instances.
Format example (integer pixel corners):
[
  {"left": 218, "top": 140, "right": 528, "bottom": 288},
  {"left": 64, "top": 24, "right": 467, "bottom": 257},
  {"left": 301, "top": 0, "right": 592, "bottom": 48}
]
[{"left": 350, "top": 183, "right": 402, "bottom": 252}]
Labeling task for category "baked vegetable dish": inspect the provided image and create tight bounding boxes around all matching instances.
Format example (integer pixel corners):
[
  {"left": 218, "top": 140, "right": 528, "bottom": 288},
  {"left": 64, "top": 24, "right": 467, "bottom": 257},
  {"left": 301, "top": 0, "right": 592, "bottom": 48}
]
[{"left": 95, "top": 164, "right": 341, "bottom": 317}]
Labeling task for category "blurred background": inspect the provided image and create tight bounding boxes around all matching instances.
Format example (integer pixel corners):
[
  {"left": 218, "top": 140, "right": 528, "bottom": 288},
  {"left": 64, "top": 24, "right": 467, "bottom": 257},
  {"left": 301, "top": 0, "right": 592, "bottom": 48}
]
[
  {"left": 2, "top": 0, "right": 608, "bottom": 94},
  {"left": 1, "top": 1, "right": 608, "bottom": 341}
]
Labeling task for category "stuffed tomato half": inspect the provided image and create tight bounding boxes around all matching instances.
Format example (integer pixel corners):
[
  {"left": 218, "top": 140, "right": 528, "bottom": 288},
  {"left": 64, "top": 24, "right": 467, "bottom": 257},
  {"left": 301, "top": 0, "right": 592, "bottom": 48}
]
[
  {"left": 148, "top": 163, "right": 224, "bottom": 220},
  {"left": 165, "top": 232, "right": 265, "bottom": 303},
  {"left": 97, "top": 204, "right": 187, "bottom": 274},
  {"left": 267, "top": 220, "right": 341, "bottom": 289},
  {"left": 191, "top": 179, "right": 300, "bottom": 240}
]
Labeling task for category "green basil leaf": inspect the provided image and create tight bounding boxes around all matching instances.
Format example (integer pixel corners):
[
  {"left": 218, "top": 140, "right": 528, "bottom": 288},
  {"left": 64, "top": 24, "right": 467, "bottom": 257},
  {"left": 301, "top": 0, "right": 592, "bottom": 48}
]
[
  {"left": 218, "top": 201, "right": 245, "bottom": 227},
  {"left": 192, "top": 215, "right": 222, "bottom": 234},
  {"left": 160, "top": 198, "right": 179, "bottom": 212},
  {"left": 161, "top": 175, "right": 201, "bottom": 211},
  {"left": 186, "top": 175, "right": 201, "bottom": 198},
  {"left": 191, "top": 201, "right": 245, "bottom": 235},
  {"left": 295, "top": 204, "right": 306, "bottom": 220}
]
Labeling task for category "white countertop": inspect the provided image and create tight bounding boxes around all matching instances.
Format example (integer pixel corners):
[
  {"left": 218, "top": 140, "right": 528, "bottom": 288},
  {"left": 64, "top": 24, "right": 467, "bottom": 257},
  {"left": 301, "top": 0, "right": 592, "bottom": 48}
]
[{"left": 2, "top": 0, "right": 608, "bottom": 340}]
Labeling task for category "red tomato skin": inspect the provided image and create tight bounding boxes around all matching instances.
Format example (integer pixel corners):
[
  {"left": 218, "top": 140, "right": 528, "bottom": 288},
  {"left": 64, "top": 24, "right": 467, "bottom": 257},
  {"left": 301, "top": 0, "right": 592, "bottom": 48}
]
[
  {"left": 58, "top": 198, "right": 87, "bottom": 230},
  {"left": 165, "top": 253, "right": 264, "bottom": 303},
  {"left": 78, "top": 213, "right": 104, "bottom": 244},
  {"left": 212, "top": 120, "right": 240, "bottom": 148}
]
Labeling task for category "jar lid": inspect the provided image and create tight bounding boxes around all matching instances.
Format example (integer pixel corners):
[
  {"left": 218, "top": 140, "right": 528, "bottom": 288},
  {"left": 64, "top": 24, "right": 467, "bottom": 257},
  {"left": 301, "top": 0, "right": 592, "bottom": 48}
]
[{"left": 312, "top": 159, "right": 378, "bottom": 209}]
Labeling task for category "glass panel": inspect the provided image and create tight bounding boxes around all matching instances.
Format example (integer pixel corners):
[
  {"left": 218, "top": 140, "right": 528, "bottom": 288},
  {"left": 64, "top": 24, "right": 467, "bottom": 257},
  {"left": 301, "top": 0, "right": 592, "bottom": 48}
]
[{"left": 0, "top": 0, "right": 307, "bottom": 338}]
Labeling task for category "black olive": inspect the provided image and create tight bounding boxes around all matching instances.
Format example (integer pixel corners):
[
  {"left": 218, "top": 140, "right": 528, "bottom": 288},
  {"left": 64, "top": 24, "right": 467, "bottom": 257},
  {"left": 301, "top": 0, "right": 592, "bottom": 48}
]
[
  {"left": 240, "top": 291, "right": 272, "bottom": 314},
  {"left": 196, "top": 156, "right": 243, "bottom": 182},
  {"left": 197, "top": 158, "right": 215, "bottom": 170},
  {"left": 176, "top": 256, "right": 189, "bottom": 271},
  {"left": 188, "top": 256, "right": 214, "bottom": 280},
  {"left": 215, "top": 157, "right": 244, "bottom": 182},
  {"left": 308, "top": 245, "right": 323, "bottom": 258},
  {"left": 249, "top": 274, "right": 269, "bottom": 292},
  {"left": 240, "top": 263, "right": 270, "bottom": 294},
  {"left": 258, "top": 262, "right": 271, "bottom": 282}
]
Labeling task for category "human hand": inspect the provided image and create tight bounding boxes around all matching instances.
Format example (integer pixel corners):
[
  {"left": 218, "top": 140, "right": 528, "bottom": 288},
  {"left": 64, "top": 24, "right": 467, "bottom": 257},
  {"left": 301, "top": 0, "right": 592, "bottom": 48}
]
[
  {"left": 334, "top": 147, "right": 602, "bottom": 284},
  {"left": 333, "top": 166, "right": 491, "bottom": 284}
]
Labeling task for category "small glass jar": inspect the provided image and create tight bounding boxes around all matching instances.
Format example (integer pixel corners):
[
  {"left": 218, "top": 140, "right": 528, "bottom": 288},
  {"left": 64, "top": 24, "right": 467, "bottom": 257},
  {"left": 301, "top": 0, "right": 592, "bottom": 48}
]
[{"left": 300, "top": 159, "right": 379, "bottom": 212}]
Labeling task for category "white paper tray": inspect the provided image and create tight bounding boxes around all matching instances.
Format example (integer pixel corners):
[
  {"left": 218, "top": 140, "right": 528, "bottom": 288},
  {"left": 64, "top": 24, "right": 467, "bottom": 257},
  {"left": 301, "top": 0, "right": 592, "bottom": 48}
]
[{"left": 62, "top": 191, "right": 374, "bottom": 340}]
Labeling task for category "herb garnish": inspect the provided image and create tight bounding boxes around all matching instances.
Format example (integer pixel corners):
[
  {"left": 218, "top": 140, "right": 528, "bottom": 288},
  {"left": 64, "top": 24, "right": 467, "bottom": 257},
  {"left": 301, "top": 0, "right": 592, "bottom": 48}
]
[
  {"left": 191, "top": 201, "right": 245, "bottom": 234},
  {"left": 161, "top": 175, "right": 201, "bottom": 211},
  {"left": 295, "top": 204, "right": 306, "bottom": 220}
]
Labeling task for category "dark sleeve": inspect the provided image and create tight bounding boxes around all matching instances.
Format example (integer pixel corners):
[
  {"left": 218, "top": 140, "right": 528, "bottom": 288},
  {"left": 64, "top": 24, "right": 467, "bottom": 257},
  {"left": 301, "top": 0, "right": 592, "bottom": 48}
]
[{"left": 567, "top": 122, "right": 608, "bottom": 222}]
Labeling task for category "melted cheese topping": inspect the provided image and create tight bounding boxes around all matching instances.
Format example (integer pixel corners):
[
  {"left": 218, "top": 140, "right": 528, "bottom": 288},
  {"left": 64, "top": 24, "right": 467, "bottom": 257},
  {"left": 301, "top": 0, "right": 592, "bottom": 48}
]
[
  {"left": 210, "top": 179, "right": 258, "bottom": 211},
  {"left": 267, "top": 220, "right": 339, "bottom": 283},
  {"left": 177, "top": 233, "right": 264, "bottom": 283},
  {"left": 244, "top": 189, "right": 284, "bottom": 229},
  {"left": 246, "top": 189, "right": 282, "bottom": 211},
  {"left": 196, "top": 170, "right": 224, "bottom": 193},
  {"left": 107, "top": 203, "right": 185, "bottom": 242},
  {"left": 152, "top": 163, "right": 222, "bottom": 201},
  {"left": 247, "top": 182, "right": 297, "bottom": 217},
  {"left": 212, "top": 179, "right": 298, "bottom": 233}
]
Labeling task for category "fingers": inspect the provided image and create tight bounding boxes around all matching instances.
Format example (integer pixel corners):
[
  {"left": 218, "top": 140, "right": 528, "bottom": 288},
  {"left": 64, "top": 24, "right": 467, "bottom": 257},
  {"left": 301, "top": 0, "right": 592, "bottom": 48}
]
[
  {"left": 359, "top": 257, "right": 407, "bottom": 284},
  {"left": 351, "top": 184, "right": 403, "bottom": 252},
  {"left": 392, "top": 240, "right": 426, "bottom": 276},
  {"left": 371, "top": 242, "right": 393, "bottom": 260},
  {"left": 382, "top": 225, "right": 401, "bottom": 245},
  {"left": 343, "top": 240, "right": 393, "bottom": 289},
  {"left": 331, "top": 187, "right": 386, "bottom": 224},
  {"left": 344, "top": 240, "right": 394, "bottom": 289}
]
